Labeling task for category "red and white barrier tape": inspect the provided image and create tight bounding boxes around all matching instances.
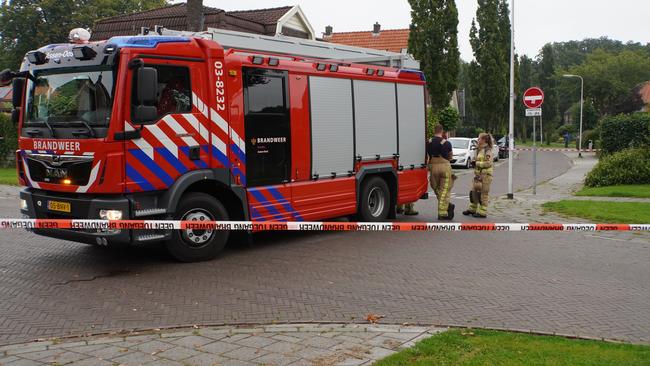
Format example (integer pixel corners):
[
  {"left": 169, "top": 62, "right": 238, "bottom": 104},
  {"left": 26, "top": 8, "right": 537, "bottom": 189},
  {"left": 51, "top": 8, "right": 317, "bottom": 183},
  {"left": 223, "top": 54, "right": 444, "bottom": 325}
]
[
  {"left": 1, "top": 219, "right": 647, "bottom": 232},
  {"left": 511, "top": 148, "right": 599, "bottom": 152}
]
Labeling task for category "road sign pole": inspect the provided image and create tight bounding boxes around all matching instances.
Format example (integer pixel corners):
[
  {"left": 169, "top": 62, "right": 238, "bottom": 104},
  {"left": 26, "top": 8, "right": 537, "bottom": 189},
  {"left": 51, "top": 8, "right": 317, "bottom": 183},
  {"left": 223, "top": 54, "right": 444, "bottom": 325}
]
[
  {"left": 507, "top": 0, "right": 515, "bottom": 200},
  {"left": 539, "top": 116, "right": 544, "bottom": 146},
  {"left": 532, "top": 116, "right": 537, "bottom": 195}
]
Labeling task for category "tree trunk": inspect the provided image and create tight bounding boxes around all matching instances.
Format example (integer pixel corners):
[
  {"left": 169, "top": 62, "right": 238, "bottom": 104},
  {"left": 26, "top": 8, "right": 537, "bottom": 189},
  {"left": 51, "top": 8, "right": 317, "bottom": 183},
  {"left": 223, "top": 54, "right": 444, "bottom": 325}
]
[{"left": 186, "top": 0, "right": 204, "bottom": 32}]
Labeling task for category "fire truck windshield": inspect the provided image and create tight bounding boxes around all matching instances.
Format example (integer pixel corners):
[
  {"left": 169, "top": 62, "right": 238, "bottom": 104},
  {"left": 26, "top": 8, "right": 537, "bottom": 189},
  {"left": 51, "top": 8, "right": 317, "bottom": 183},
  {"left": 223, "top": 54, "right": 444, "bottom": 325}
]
[{"left": 25, "top": 68, "right": 114, "bottom": 129}]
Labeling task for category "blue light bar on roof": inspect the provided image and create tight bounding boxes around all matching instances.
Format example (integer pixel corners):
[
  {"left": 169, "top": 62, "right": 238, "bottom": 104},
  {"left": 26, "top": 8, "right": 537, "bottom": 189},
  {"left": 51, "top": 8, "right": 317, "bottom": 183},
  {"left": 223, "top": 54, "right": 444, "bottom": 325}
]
[
  {"left": 398, "top": 69, "right": 426, "bottom": 81},
  {"left": 106, "top": 36, "right": 191, "bottom": 49}
]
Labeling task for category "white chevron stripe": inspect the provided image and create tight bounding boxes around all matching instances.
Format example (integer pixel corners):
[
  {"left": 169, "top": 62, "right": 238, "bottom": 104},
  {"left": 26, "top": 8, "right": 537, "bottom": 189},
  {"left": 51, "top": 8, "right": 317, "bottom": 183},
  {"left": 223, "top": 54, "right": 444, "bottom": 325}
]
[
  {"left": 125, "top": 121, "right": 154, "bottom": 159},
  {"left": 163, "top": 115, "right": 199, "bottom": 147},
  {"left": 76, "top": 161, "right": 101, "bottom": 193},
  {"left": 211, "top": 133, "right": 227, "bottom": 156},
  {"left": 230, "top": 129, "right": 246, "bottom": 153},
  {"left": 192, "top": 92, "right": 209, "bottom": 119},
  {"left": 147, "top": 124, "right": 179, "bottom": 158},
  {"left": 22, "top": 157, "right": 40, "bottom": 189},
  {"left": 210, "top": 108, "right": 229, "bottom": 135},
  {"left": 181, "top": 114, "right": 209, "bottom": 143}
]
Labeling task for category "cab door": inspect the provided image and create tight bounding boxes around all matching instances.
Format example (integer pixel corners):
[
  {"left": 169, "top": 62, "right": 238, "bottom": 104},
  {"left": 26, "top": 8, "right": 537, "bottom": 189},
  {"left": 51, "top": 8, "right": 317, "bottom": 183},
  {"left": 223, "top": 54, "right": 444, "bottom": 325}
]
[{"left": 243, "top": 67, "right": 295, "bottom": 221}]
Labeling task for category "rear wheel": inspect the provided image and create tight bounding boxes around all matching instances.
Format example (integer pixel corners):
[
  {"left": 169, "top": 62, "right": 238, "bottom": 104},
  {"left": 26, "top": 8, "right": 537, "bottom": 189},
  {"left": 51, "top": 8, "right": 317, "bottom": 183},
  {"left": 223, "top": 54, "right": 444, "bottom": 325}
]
[
  {"left": 166, "top": 193, "right": 229, "bottom": 262},
  {"left": 358, "top": 176, "right": 390, "bottom": 222}
]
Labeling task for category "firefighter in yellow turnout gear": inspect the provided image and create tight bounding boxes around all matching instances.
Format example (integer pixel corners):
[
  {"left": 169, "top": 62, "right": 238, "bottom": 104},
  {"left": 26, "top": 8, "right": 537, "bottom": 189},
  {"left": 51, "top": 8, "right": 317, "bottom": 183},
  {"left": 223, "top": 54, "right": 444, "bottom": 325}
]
[
  {"left": 427, "top": 126, "right": 455, "bottom": 220},
  {"left": 464, "top": 133, "right": 494, "bottom": 218}
]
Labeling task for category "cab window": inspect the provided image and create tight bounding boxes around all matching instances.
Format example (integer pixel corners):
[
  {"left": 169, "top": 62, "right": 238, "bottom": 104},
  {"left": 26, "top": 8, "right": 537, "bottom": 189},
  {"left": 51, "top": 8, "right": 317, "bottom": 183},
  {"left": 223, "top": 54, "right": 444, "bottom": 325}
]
[{"left": 131, "top": 65, "right": 191, "bottom": 120}]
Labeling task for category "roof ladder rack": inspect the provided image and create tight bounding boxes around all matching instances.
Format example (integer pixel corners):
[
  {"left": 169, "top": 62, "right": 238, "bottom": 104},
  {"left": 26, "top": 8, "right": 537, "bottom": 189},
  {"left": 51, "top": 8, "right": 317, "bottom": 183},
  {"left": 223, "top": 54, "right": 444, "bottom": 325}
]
[{"left": 151, "top": 27, "right": 420, "bottom": 70}]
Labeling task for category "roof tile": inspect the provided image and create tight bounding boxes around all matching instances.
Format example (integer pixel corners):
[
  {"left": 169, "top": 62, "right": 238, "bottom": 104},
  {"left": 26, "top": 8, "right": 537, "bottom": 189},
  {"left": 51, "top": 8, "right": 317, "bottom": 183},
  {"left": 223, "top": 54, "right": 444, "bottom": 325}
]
[{"left": 326, "top": 29, "right": 410, "bottom": 53}]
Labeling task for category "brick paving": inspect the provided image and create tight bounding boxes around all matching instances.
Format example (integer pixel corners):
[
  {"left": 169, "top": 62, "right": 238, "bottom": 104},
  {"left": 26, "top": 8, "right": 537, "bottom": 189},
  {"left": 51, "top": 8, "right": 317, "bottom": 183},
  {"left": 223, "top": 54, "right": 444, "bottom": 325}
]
[
  {"left": 0, "top": 324, "right": 445, "bottom": 366},
  {"left": 0, "top": 151, "right": 648, "bottom": 347}
]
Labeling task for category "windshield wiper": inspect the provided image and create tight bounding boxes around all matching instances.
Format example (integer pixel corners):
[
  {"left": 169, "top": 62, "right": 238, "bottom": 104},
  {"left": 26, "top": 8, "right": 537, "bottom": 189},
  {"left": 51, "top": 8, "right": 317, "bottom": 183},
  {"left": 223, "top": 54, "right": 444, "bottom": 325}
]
[
  {"left": 71, "top": 120, "right": 96, "bottom": 138},
  {"left": 41, "top": 118, "right": 56, "bottom": 138}
]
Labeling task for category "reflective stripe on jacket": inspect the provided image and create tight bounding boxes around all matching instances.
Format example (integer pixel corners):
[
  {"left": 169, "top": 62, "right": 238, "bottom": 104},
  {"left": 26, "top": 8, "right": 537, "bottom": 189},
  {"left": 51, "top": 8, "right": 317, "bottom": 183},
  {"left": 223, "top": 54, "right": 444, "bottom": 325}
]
[{"left": 474, "top": 148, "right": 493, "bottom": 175}]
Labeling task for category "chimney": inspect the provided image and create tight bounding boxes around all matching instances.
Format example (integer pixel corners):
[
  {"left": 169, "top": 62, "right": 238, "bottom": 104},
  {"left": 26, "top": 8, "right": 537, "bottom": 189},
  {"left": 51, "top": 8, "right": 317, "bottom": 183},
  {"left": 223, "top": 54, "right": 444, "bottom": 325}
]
[
  {"left": 372, "top": 22, "right": 381, "bottom": 35},
  {"left": 324, "top": 25, "right": 333, "bottom": 37},
  {"left": 186, "top": 0, "right": 204, "bottom": 32}
]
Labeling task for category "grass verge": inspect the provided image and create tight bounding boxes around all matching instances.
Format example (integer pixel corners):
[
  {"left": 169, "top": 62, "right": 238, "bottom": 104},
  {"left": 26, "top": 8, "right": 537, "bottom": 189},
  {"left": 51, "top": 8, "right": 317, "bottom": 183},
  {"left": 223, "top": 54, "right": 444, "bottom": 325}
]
[
  {"left": 542, "top": 200, "right": 650, "bottom": 224},
  {"left": 0, "top": 167, "right": 18, "bottom": 186},
  {"left": 376, "top": 329, "right": 650, "bottom": 366},
  {"left": 576, "top": 184, "right": 650, "bottom": 199}
]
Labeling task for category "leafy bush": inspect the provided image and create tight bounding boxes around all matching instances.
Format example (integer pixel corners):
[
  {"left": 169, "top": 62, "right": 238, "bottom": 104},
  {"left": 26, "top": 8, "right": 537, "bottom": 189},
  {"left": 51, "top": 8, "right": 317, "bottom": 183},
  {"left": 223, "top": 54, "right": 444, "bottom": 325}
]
[
  {"left": 585, "top": 147, "right": 650, "bottom": 187},
  {"left": 598, "top": 113, "right": 650, "bottom": 154},
  {"left": 437, "top": 107, "right": 459, "bottom": 132},
  {"left": 581, "top": 129, "right": 599, "bottom": 149},
  {"left": 426, "top": 106, "right": 461, "bottom": 138},
  {"left": 0, "top": 113, "right": 17, "bottom": 168}
]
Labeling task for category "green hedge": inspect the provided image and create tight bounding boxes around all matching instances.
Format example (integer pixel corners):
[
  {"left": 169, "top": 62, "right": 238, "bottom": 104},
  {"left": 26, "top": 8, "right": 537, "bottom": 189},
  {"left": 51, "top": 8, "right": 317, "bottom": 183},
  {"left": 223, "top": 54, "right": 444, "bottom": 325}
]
[
  {"left": 585, "top": 147, "right": 650, "bottom": 187},
  {"left": 598, "top": 113, "right": 650, "bottom": 154},
  {"left": 0, "top": 113, "right": 17, "bottom": 168}
]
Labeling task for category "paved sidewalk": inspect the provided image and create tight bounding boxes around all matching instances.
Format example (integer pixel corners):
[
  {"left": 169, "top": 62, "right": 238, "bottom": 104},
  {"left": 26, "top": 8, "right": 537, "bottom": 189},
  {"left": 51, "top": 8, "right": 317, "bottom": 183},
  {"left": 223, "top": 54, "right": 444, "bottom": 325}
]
[{"left": 0, "top": 324, "right": 446, "bottom": 366}]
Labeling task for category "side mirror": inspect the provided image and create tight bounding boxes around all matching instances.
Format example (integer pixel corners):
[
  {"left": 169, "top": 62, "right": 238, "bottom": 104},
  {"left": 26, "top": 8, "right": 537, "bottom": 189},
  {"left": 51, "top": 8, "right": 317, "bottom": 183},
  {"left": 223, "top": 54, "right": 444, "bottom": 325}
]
[
  {"left": 133, "top": 67, "right": 158, "bottom": 123},
  {"left": 137, "top": 67, "right": 158, "bottom": 105},
  {"left": 133, "top": 105, "right": 157, "bottom": 123},
  {"left": 12, "top": 78, "right": 24, "bottom": 108}
]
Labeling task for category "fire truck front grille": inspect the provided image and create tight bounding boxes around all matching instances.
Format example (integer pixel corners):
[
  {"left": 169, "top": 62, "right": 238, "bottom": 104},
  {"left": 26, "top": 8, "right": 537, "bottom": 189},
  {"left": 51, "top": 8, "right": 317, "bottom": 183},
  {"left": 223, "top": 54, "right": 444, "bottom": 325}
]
[{"left": 25, "top": 154, "right": 93, "bottom": 185}]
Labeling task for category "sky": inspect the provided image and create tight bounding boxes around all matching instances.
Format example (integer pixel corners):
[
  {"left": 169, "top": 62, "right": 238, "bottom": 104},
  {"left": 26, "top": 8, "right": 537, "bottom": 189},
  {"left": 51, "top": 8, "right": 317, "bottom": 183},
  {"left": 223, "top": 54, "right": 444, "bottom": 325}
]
[{"left": 194, "top": 0, "right": 650, "bottom": 62}]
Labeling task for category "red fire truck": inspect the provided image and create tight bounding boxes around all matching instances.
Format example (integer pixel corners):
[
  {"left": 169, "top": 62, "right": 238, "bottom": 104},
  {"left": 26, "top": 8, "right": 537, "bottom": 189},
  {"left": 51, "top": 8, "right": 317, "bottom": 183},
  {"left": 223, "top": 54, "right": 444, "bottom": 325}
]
[{"left": 4, "top": 26, "right": 429, "bottom": 261}]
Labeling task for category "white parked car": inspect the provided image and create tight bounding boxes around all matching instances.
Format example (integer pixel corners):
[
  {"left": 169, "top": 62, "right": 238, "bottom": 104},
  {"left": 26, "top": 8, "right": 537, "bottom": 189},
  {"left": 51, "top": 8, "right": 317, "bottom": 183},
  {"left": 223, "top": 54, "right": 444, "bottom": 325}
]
[
  {"left": 449, "top": 137, "right": 475, "bottom": 169},
  {"left": 449, "top": 137, "right": 499, "bottom": 169}
]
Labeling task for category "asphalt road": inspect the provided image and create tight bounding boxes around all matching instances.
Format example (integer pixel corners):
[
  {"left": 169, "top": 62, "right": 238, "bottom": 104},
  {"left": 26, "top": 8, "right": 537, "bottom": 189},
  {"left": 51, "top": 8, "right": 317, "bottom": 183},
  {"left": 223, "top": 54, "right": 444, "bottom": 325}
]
[{"left": 0, "top": 151, "right": 648, "bottom": 345}]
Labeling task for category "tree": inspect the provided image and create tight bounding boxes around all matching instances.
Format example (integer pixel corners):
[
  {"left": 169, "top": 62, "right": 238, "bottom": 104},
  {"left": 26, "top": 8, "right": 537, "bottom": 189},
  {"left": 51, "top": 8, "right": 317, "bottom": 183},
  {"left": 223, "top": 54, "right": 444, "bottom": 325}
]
[
  {"left": 571, "top": 98, "right": 599, "bottom": 131},
  {"left": 537, "top": 44, "right": 559, "bottom": 144},
  {"left": 551, "top": 37, "right": 650, "bottom": 70},
  {"left": 468, "top": 0, "right": 511, "bottom": 133},
  {"left": 0, "top": 0, "right": 168, "bottom": 70},
  {"left": 566, "top": 49, "right": 650, "bottom": 116},
  {"left": 408, "top": 0, "right": 460, "bottom": 111}
]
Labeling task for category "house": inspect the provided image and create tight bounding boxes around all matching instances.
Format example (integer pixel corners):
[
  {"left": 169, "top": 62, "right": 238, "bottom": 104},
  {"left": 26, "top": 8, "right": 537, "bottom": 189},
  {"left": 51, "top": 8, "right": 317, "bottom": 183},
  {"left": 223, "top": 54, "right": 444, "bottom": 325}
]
[
  {"left": 0, "top": 86, "right": 12, "bottom": 113},
  {"left": 322, "top": 23, "right": 410, "bottom": 54},
  {"left": 640, "top": 81, "right": 650, "bottom": 112},
  {"left": 91, "top": 3, "right": 316, "bottom": 40}
]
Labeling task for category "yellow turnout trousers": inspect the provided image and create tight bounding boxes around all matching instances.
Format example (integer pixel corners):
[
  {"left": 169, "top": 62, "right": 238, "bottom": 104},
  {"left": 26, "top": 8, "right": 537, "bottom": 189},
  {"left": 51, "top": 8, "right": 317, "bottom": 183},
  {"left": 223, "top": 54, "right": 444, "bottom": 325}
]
[
  {"left": 429, "top": 157, "right": 454, "bottom": 217},
  {"left": 467, "top": 148, "right": 493, "bottom": 216}
]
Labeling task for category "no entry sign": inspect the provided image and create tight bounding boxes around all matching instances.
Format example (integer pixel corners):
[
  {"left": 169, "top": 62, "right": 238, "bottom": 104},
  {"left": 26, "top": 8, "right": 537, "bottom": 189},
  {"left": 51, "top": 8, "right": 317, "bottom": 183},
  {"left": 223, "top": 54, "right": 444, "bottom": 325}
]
[{"left": 523, "top": 87, "right": 544, "bottom": 109}]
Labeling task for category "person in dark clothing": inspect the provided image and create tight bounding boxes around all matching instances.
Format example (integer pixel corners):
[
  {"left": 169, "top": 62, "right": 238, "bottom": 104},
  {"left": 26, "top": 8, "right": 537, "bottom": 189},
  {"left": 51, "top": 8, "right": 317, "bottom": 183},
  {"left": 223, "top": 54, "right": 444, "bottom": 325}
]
[{"left": 427, "top": 125, "right": 455, "bottom": 220}]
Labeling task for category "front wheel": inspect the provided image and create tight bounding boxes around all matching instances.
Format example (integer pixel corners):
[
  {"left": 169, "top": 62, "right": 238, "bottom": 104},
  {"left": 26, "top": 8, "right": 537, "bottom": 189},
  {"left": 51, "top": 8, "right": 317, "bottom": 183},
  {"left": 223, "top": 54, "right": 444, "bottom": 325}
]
[
  {"left": 358, "top": 176, "right": 390, "bottom": 222},
  {"left": 166, "top": 193, "right": 229, "bottom": 262}
]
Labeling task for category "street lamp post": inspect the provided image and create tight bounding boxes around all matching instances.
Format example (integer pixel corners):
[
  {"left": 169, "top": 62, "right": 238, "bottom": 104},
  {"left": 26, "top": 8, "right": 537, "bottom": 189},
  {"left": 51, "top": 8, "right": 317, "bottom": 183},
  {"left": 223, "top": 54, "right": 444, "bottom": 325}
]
[
  {"left": 507, "top": 0, "right": 515, "bottom": 199},
  {"left": 563, "top": 74, "right": 584, "bottom": 158}
]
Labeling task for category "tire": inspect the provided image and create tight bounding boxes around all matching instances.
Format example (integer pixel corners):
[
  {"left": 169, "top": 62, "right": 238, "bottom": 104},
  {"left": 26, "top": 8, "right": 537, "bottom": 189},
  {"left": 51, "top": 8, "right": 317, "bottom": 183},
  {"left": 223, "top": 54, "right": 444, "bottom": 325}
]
[
  {"left": 166, "top": 192, "right": 229, "bottom": 262},
  {"left": 358, "top": 176, "right": 390, "bottom": 222},
  {"left": 465, "top": 158, "right": 472, "bottom": 169}
]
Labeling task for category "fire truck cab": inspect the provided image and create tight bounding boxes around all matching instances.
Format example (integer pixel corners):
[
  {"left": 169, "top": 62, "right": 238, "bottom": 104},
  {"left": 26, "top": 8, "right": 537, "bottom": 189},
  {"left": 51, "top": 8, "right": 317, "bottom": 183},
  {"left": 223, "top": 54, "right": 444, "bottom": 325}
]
[{"left": 7, "top": 27, "right": 429, "bottom": 261}]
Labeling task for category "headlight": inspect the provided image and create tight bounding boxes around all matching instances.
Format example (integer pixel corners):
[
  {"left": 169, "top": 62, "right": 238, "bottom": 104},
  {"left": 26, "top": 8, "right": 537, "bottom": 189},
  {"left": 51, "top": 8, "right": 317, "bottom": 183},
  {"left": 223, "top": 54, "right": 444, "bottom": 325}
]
[
  {"left": 20, "top": 199, "right": 27, "bottom": 210},
  {"left": 99, "top": 209, "right": 123, "bottom": 221}
]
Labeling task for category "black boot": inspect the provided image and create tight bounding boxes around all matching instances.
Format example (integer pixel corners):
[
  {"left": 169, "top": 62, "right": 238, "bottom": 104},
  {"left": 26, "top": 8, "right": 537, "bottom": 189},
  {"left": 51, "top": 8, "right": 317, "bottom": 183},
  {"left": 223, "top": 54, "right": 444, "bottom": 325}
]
[
  {"left": 462, "top": 210, "right": 474, "bottom": 216},
  {"left": 447, "top": 203, "right": 455, "bottom": 220},
  {"left": 472, "top": 212, "right": 487, "bottom": 218}
]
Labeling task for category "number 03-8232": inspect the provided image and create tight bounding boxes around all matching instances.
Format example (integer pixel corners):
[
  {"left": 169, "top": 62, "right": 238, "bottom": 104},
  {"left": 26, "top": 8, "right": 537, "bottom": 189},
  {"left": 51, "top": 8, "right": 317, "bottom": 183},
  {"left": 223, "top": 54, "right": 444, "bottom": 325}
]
[{"left": 214, "top": 61, "right": 225, "bottom": 111}]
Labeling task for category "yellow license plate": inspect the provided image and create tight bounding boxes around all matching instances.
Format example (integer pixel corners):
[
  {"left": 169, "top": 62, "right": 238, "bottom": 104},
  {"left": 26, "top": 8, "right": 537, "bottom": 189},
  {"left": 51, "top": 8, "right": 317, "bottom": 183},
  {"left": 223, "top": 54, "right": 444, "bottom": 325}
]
[{"left": 47, "top": 200, "right": 71, "bottom": 213}]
